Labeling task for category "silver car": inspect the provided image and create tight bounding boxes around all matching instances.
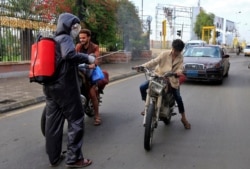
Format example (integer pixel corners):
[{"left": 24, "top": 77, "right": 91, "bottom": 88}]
[
  {"left": 183, "top": 45, "right": 230, "bottom": 84},
  {"left": 243, "top": 44, "right": 250, "bottom": 56}
]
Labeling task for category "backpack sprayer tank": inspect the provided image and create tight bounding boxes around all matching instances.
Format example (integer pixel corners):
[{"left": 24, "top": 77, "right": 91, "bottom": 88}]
[{"left": 29, "top": 37, "right": 56, "bottom": 84}]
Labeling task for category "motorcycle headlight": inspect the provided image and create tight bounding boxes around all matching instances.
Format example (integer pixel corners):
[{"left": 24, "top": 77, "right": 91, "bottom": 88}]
[{"left": 150, "top": 81, "right": 164, "bottom": 95}]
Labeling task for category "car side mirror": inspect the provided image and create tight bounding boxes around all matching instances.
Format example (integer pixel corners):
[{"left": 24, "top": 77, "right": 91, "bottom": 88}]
[{"left": 223, "top": 54, "right": 230, "bottom": 58}]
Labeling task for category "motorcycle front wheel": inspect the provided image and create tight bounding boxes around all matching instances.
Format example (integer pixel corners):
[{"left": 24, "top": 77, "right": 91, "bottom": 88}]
[
  {"left": 144, "top": 103, "right": 155, "bottom": 151},
  {"left": 41, "top": 106, "right": 46, "bottom": 137}
]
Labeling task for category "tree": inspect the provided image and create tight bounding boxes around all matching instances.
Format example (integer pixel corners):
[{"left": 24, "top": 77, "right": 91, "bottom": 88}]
[
  {"left": 81, "top": 0, "right": 117, "bottom": 46},
  {"left": 116, "top": 0, "right": 143, "bottom": 51},
  {"left": 74, "top": 0, "right": 143, "bottom": 51},
  {"left": 34, "top": 0, "right": 74, "bottom": 22},
  {"left": 8, "top": 0, "right": 35, "bottom": 19},
  {"left": 194, "top": 9, "right": 214, "bottom": 39}
]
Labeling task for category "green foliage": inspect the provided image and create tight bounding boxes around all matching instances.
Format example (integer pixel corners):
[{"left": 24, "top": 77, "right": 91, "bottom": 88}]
[
  {"left": 0, "top": 0, "right": 146, "bottom": 62},
  {"left": 83, "top": 0, "right": 117, "bottom": 46},
  {"left": 194, "top": 9, "right": 214, "bottom": 39},
  {"left": 116, "top": 0, "right": 143, "bottom": 51},
  {"left": 8, "top": 0, "right": 35, "bottom": 19},
  {"left": 130, "top": 33, "right": 148, "bottom": 50},
  {"left": 77, "top": 0, "right": 143, "bottom": 51},
  {"left": 0, "top": 55, "right": 21, "bottom": 62},
  {"left": 0, "top": 29, "right": 21, "bottom": 61}
]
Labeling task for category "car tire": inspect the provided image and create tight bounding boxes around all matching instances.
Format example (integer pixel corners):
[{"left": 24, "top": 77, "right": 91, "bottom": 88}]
[{"left": 217, "top": 79, "right": 223, "bottom": 84}]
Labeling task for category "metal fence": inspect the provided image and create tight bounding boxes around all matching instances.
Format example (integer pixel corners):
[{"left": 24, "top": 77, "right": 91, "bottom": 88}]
[
  {"left": 0, "top": 14, "right": 111, "bottom": 63},
  {"left": 0, "top": 2, "right": 119, "bottom": 63},
  {"left": 0, "top": 14, "right": 55, "bottom": 62}
]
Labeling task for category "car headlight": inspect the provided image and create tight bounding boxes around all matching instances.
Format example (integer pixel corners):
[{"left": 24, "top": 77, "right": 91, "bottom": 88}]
[{"left": 206, "top": 62, "right": 221, "bottom": 69}]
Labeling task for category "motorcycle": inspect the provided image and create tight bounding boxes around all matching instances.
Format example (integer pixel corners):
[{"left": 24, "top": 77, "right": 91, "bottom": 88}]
[
  {"left": 40, "top": 70, "right": 103, "bottom": 136},
  {"left": 132, "top": 66, "right": 177, "bottom": 151}
]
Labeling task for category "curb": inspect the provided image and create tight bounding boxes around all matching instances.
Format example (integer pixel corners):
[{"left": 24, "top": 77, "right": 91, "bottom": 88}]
[
  {"left": 0, "top": 72, "right": 139, "bottom": 113},
  {"left": 0, "top": 96, "right": 45, "bottom": 113}
]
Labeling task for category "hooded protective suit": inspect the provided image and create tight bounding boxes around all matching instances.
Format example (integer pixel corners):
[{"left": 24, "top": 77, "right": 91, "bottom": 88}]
[{"left": 43, "top": 13, "right": 94, "bottom": 165}]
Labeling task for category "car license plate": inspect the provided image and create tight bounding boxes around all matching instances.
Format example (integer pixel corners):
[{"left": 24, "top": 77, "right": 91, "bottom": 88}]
[{"left": 186, "top": 70, "right": 198, "bottom": 77}]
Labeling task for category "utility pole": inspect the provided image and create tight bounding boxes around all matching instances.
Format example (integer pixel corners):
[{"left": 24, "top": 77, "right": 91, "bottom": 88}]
[
  {"left": 181, "top": 23, "right": 183, "bottom": 39},
  {"left": 77, "top": 0, "right": 83, "bottom": 20},
  {"left": 141, "top": 0, "right": 143, "bottom": 20}
]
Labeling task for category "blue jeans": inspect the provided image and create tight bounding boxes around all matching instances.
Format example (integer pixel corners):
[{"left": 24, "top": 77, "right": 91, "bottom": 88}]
[{"left": 140, "top": 80, "right": 185, "bottom": 114}]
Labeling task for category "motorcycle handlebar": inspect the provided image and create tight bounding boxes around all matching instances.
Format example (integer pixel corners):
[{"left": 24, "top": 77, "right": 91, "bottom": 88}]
[
  {"left": 132, "top": 66, "right": 177, "bottom": 78},
  {"left": 164, "top": 72, "right": 178, "bottom": 78},
  {"left": 131, "top": 66, "right": 145, "bottom": 72}
]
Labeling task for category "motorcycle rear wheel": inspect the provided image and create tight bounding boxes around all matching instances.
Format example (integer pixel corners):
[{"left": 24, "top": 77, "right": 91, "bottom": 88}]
[{"left": 144, "top": 103, "right": 155, "bottom": 151}]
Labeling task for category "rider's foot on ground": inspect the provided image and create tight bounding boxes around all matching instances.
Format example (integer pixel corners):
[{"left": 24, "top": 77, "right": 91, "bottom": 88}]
[
  {"left": 66, "top": 158, "right": 92, "bottom": 168},
  {"left": 141, "top": 110, "right": 145, "bottom": 116},
  {"left": 181, "top": 118, "right": 191, "bottom": 129},
  {"left": 94, "top": 117, "right": 101, "bottom": 126}
]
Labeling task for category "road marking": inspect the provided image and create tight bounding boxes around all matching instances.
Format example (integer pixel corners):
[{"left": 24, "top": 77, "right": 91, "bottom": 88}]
[{"left": 0, "top": 103, "right": 45, "bottom": 120}]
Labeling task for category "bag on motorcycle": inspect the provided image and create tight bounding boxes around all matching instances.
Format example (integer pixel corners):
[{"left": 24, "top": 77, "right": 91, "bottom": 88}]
[
  {"left": 29, "top": 36, "right": 56, "bottom": 85},
  {"left": 179, "top": 74, "right": 186, "bottom": 85},
  {"left": 97, "top": 70, "right": 109, "bottom": 91},
  {"left": 91, "top": 65, "right": 104, "bottom": 83}
]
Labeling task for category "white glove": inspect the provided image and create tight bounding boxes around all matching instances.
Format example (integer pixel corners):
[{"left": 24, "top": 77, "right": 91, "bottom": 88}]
[{"left": 88, "top": 55, "right": 95, "bottom": 64}]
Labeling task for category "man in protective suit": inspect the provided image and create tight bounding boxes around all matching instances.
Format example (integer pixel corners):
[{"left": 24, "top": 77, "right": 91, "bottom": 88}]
[{"left": 43, "top": 13, "right": 94, "bottom": 168}]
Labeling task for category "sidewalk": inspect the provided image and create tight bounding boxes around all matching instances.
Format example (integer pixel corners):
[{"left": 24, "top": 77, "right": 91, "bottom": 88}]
[{"left": 0, "top": 59, "right": 149, "bottom": 113}]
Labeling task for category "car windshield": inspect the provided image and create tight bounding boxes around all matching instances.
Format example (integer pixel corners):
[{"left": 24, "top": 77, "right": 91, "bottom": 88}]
[
  {"left": 246, "top": 45, "right": 250, "bottom": 49},
  {"left": 183, "top": 46, "right": 220, "bottom": 58}
]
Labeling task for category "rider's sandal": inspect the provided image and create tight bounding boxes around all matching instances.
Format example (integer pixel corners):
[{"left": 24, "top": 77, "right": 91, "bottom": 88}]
[
  {"left": 94, "top": 117, "right": 101, "bottom": 126},
  {"left": 181, "top": 119, "right": 191, "bottom": 129},
  {"left": 66, "top": 158, "right": 92, "bottom": 168}
]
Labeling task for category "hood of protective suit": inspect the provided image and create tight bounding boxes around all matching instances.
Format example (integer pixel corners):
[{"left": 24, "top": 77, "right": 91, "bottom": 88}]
[{"left": 55, "top": 13, "right": 80, "bottom": 36}]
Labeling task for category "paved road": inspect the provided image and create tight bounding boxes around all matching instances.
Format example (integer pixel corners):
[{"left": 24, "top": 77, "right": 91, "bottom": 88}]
[{"left": 0, "top": 54, "right": 250, "bottom": 169}]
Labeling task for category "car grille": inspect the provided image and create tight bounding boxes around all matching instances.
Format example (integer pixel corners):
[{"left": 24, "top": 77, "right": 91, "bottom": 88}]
[{"left": 184, "top": 63, "right": 204, "bottom": 70}]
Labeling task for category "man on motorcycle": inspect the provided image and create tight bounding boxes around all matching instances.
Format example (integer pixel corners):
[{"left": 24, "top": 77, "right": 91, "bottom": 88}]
[
  {"left": 138, "top": 39, "right": 191, "bottom": 129},
  {"left": 76, "top": 28, "right": 109, "bottom": 126}
]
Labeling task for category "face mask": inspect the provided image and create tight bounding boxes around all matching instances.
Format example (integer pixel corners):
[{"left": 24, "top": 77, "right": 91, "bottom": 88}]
[{"left": 70, "top": 23, "right": 81, "bottom": 39}]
